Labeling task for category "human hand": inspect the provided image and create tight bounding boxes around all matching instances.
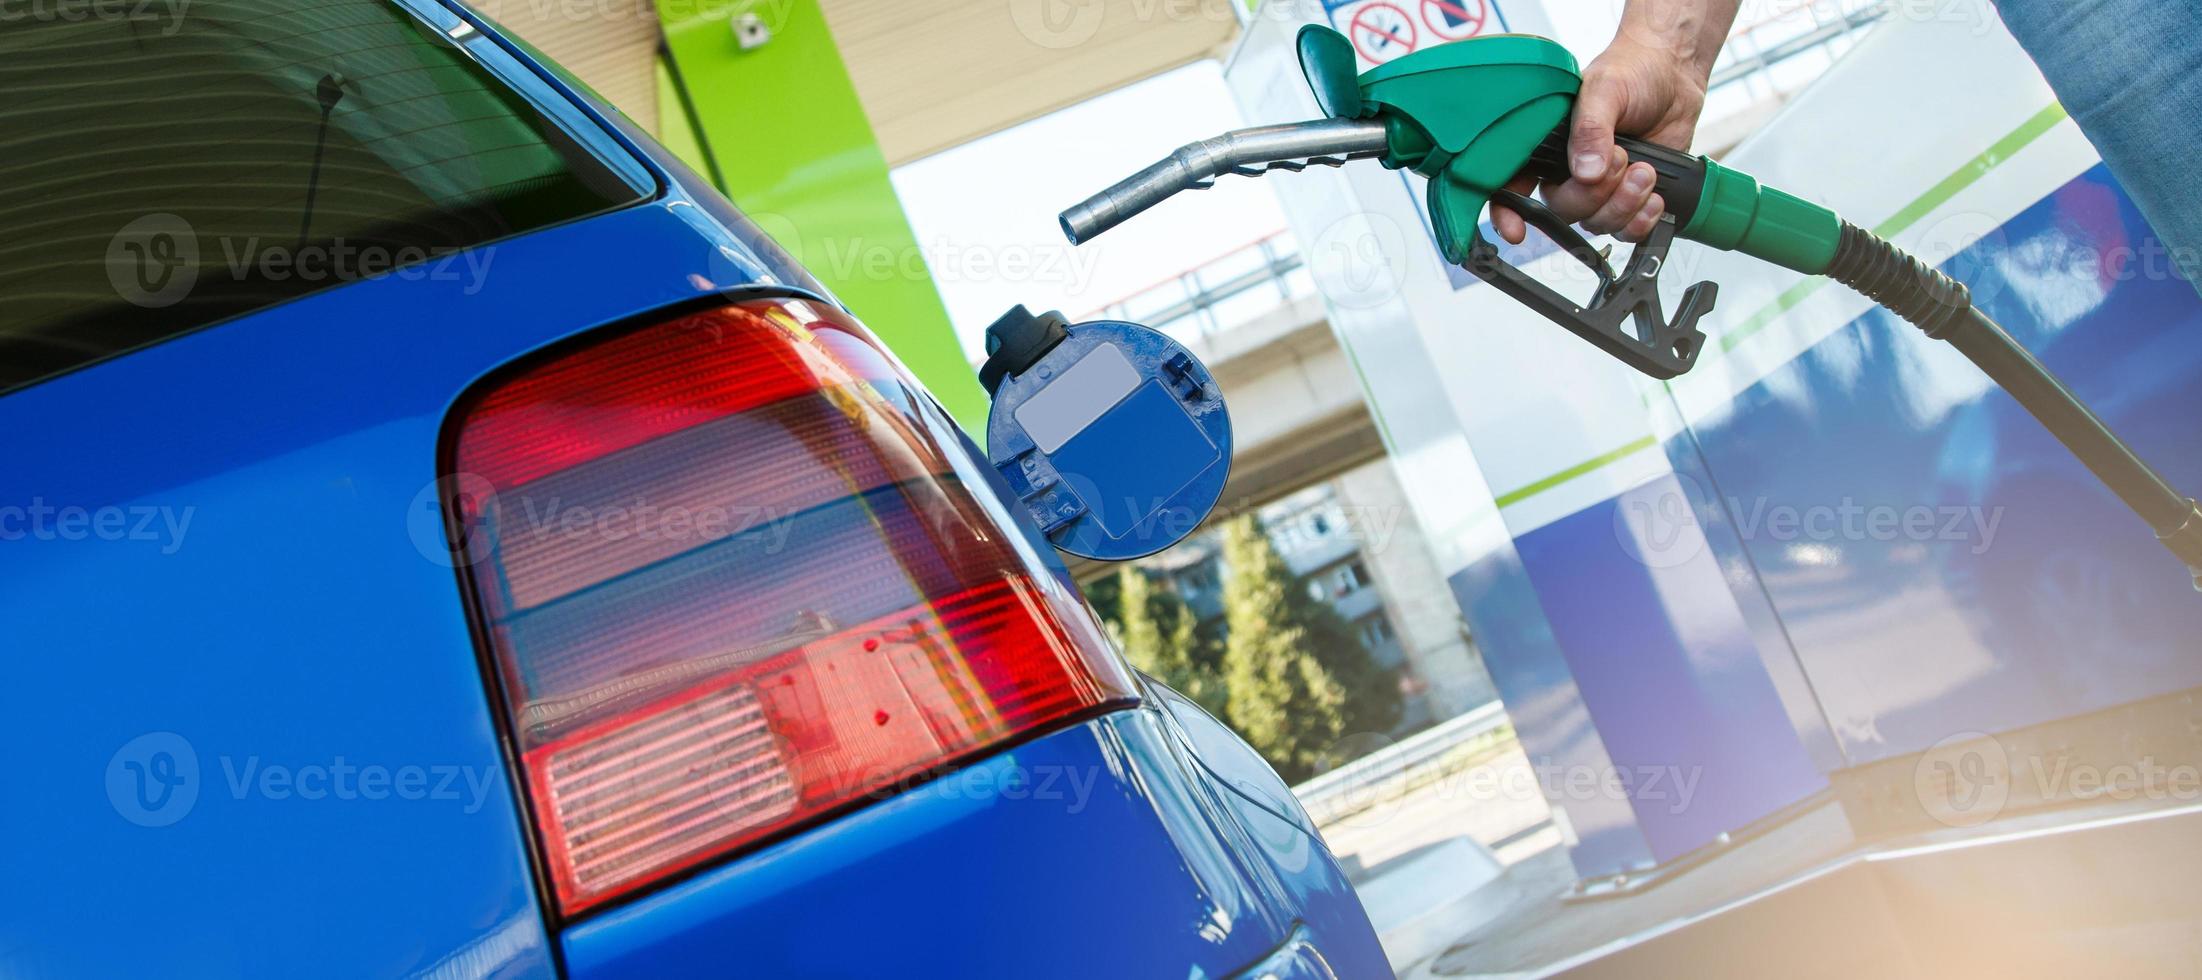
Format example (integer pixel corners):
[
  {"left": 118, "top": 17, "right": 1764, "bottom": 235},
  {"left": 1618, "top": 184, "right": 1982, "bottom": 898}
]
[{"left": 1491, "top": 9, "right": 1725, "bottom": 245}]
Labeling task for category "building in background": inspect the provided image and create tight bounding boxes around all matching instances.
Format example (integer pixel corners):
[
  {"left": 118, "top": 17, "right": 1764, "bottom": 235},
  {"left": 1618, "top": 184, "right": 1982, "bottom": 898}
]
[{"left": 1141, "top": 464, "right": 1498, "bottom": 732}]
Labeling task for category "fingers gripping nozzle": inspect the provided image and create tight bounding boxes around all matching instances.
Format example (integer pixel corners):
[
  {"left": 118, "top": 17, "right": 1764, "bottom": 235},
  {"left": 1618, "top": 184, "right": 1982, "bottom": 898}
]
[
  {"left": 1053, "top": 25, "right": 2202, "bottom": 590},
  {"left": 1060, "top": 26, "right": 1722, "bottom": 381}
]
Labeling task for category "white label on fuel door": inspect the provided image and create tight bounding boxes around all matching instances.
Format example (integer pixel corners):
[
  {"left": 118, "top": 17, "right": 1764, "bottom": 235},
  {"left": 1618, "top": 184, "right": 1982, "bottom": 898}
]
[{"left": 1014, "top": 341, "right": 1141, "bottom": 454}]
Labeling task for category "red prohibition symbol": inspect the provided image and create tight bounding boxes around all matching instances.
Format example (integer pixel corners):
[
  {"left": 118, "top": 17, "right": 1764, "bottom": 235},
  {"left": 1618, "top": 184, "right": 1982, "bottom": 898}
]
[
  {"left": 1348, "top": 2, "right": 1419, "bottom": 62},
  {"left": 1420, "top": 0, "right": 1489, "bottom": 40}
]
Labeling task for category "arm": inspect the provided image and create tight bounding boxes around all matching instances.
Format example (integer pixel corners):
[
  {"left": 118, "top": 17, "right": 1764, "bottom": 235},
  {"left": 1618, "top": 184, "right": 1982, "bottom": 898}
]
[{"left": 1492, "top": 0, "right": 1741, "bottom": 244}]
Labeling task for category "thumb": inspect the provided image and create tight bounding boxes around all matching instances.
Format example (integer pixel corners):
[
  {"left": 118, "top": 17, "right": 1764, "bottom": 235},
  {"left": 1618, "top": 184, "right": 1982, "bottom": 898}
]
[{"left": 1570, "top": 74, "right": 1624, "bottom": 184}]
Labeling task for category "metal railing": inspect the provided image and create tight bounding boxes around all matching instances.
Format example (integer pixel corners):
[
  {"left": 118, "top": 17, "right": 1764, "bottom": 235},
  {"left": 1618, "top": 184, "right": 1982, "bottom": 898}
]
[
  {"left": 1709, "top": 0, "right": 1890, "bottom": 100},
  {"left": 1293, "top": 700, "right": 1512, "bottom": 826},
  {"left": 1080, "top": 230, "right": 1314, "bottom": 342}
]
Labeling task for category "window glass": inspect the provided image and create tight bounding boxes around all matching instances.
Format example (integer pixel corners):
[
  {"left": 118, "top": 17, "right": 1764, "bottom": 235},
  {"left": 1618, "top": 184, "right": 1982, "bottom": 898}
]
[{"left": 0, "top": 0, "right": 646, "bottom": 394}]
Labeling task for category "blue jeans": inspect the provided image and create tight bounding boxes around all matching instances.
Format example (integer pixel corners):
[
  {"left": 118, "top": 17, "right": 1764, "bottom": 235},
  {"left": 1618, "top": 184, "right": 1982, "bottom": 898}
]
[{"left": 1999, "top": 0, "right": 2202, "bottom": 287}]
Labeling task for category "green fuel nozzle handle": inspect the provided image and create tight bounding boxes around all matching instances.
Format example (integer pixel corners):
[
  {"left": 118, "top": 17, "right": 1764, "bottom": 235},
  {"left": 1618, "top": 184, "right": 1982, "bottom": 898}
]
[
  {"left": 1517, "top": 130, "right": 1844, "bottom": 277},
  {"left": 1058, "top": 24, "right": 2202, "bottom": 588},
  {"left": 1057, "top": 26, "right": 1844, "bottom": 282},
  {"left": 1293, "top": 24, "right": 1843, "bottom": 276},
  {"left": 1298, "top": 23, "right": 2202, "bottom": 583}
]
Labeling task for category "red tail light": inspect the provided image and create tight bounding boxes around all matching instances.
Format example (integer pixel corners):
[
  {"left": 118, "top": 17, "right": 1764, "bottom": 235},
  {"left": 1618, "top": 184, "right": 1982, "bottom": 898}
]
[{"left": 444, "top": 298, "right": 1136, "bottom": 916}]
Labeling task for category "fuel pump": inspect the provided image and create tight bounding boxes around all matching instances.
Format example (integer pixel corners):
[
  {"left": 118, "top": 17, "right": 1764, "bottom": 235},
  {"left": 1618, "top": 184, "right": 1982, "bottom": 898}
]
[{"left": 1058, "top": 25, "right": 2202, "bottom": 588}]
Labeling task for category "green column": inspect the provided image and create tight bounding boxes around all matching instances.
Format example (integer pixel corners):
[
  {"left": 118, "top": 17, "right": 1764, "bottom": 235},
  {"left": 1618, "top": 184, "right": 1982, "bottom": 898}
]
[
  {"left": 652, "top": 59, "right": 712, "bottom": 180},
  {"left": 657, "top": 2, "right": 990, "bottom": 431}
]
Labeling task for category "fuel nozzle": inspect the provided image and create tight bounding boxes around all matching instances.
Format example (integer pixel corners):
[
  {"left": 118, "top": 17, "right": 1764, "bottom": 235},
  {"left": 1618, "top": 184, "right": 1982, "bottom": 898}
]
[
  {"left": 1058, "top": 117, "right": 1389, "bottom": 245},
  {"left": 1060, "top": 25, "right": 1731, "bottom": 379},
  {"left": 1056, "top": 24, "right": 2202, "bottom": 591}
]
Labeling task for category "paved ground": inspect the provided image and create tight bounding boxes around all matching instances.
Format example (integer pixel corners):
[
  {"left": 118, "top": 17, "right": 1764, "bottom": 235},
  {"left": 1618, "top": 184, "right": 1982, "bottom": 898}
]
[
  {"left": 1314, "top": 738, "right": 1852, "bottom": 977},
  {"left": 1408, "top": 803, "right": 1859, "bottom": 978},
  {"left": 1317, "top": 741, "right": 1558, "bottom": 878},
  {"left": 1320, "top": 736, "right": 2202, "bottom": 977},
  {"left": 1314, "top": 740, "right": 1569, "bottom": 975}
]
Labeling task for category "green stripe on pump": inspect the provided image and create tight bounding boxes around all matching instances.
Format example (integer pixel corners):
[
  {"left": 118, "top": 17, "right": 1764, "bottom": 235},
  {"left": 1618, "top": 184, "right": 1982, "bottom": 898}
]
[{"left": 1494, "top": 103, "right": 2068, "bottom": 511}]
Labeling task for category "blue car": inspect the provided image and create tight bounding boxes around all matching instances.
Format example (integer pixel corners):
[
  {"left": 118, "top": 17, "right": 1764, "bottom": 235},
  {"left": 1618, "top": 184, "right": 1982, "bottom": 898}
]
[{"left": 0, "top": 0, "right": 1390, "bottom": 976}]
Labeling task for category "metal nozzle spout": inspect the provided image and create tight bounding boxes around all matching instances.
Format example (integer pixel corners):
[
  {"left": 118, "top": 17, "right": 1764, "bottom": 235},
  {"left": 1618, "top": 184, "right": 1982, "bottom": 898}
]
[{"left": 1059, "top": 117, "right": 1390, "bottom": 245}]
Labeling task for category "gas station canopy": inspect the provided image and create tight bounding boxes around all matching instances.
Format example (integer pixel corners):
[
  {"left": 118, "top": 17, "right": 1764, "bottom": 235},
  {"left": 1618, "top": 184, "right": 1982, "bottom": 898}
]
[
  {"left": 497, "top": 0, "right": 1244, "bottom": 165},
  {"left": 825, "top": 0, "right": 1244, "bottom": 163}
]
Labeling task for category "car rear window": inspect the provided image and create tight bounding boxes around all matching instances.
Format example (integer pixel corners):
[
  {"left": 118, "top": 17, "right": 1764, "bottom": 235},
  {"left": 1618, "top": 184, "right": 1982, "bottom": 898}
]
[{"left": 0, "top": 0, "right": 647, "bottom": 394}]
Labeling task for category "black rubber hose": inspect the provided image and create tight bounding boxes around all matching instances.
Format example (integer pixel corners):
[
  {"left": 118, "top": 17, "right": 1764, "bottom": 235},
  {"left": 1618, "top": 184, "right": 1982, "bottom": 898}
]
[
  {"left": 1824, "top": 222, "right": 2202, "bottom": 585},
  {"left": 1825, "top": 222, "right": 1974, "bottom": 339}
]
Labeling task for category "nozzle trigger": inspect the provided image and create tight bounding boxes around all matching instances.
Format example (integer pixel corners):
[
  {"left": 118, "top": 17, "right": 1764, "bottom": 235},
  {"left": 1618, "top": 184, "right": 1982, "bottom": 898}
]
[{"left": 1467, "top": 193, "right": 1716, "bottom": 381}]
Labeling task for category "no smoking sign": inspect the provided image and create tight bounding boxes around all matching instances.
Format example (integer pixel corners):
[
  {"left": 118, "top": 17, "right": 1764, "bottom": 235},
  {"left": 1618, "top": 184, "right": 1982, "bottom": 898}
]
[
  {"left": 1421, "top": 0, "right": 1489, "bottom": 40},
  {"left": 1324, "top": 0, "right": 1505, "bottom": 67}
]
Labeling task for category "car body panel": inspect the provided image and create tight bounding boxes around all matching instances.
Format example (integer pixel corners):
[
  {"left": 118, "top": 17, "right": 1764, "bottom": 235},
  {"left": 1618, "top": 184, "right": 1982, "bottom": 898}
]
[
  {"left": 0, "top": 32, "right": 810, "bottom": 962},
  {"left": 0, "top": 3, "right": 1388, "bottom": 975},
  {"left": 566, "top": 707, "right": 1388, "bottom": 980},
  {"left": 0, "top": 202, "right": 799, "bottom": 980}
]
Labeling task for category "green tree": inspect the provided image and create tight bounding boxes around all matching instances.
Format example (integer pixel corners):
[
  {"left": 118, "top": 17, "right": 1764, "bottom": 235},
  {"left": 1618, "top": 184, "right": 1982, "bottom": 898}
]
[
  {"left": 1219, "top": 516, "right": 1346, "bottom": 782},
  {"left": 1291, "top": 569, "right": 1403, "bottom": 740},
  {"left": 1218, "top": 516, "right": 1401, "bottom": 782},
  {"left": 1084, "top": 570, "right": 1124, "bottom": 624},
  {"left": 1105, "top": 567, "right": 1226, "bottom": 717}
]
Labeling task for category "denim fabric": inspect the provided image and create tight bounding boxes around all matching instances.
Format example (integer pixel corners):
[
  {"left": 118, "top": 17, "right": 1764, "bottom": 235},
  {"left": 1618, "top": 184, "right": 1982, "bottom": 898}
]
[{"left": 1998, "top": 0, "right": 2202, "bottom": 288}]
